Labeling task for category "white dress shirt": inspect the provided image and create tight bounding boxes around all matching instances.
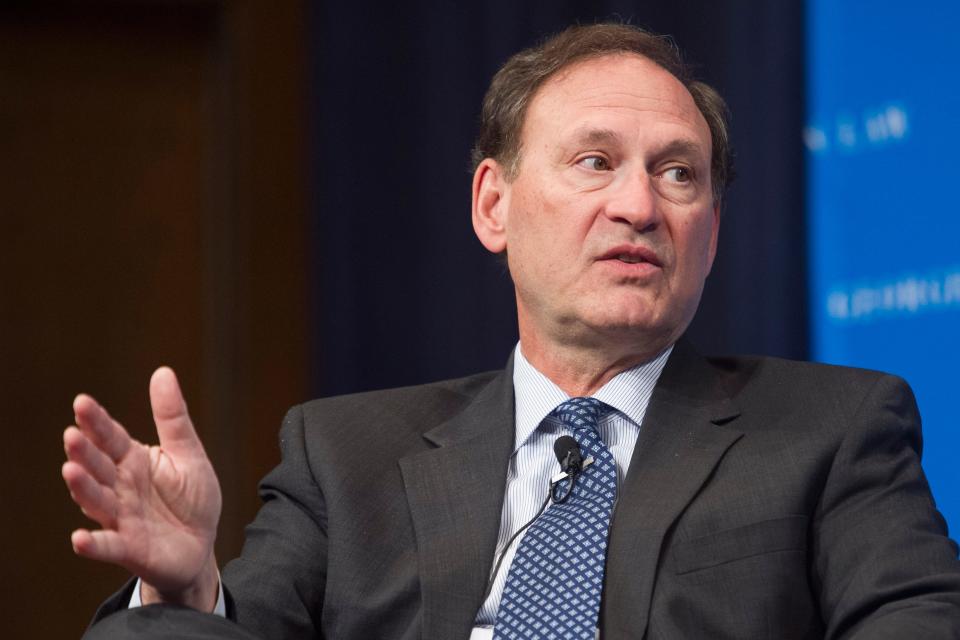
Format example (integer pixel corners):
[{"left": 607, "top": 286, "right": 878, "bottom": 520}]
[{"left": 470, "top": 343, "right": 672, "bottom": 636}]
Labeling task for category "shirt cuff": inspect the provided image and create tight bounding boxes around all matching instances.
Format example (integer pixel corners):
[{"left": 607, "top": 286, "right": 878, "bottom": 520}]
[{"left": 128, "top": 574, "right": 226, "bottom": 617}]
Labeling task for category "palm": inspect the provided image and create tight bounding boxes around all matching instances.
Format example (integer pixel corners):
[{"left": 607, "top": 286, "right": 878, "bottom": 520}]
[
  {"left": 63, "top": 367, "right": 222, "bottom": 595},
  {"left": 113, "top": 436, "right": 220, "bottom": 589}
]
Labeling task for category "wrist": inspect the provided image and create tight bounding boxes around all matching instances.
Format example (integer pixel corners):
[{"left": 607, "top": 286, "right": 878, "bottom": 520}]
[{"left": 140, "top": 554, "right": 220, "bottom": 612}]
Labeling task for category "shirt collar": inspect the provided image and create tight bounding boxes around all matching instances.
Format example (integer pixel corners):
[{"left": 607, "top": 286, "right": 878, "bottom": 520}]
[{"left": 511, "top": 342, "right": 673, "bottom": 452}]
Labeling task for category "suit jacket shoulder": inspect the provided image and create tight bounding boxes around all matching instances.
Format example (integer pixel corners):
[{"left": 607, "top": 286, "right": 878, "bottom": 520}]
[
  {"left": 296, "top": 368, "right": 503, "bottom": 456},
  {"left": 606, "top": 343, "right": 960, "bottom": 639},
  {"left": 224, "top": 363, "right": 516, "bottom": 640}
]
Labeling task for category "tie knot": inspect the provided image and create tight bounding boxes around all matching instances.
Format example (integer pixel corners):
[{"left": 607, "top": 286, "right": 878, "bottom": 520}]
[{"left": 550, "top": 397, "right": 607, "bottom": 432}]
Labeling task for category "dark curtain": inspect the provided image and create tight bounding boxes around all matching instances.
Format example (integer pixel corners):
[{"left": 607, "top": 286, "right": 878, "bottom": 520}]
[{"left": 308, "top": 1, "right": 806, "bottom": 396}]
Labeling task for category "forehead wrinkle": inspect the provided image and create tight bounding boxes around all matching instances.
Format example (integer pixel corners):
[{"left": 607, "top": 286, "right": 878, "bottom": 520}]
[
  {"left": 558, "top": 84, "right": 686, "bottom": 107},
  {"left": 547, "top": 60, "right": 705, "bottom": 120},
  {"left": 568, "top": 127, "right": 622, "bottom": 147},
  {"left": 548, "top": 86, "right": 705, "bottom": 131}
]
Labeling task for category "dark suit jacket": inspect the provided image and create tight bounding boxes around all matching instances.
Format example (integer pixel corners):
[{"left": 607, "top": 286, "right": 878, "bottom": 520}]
[{"left": 96, "top": 341, "right": 960, "bottom": 638}]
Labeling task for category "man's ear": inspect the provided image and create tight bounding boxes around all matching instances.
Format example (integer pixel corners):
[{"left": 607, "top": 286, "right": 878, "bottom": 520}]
[{"left": 472, "top": 158, "right": 509, "bottom": 254}]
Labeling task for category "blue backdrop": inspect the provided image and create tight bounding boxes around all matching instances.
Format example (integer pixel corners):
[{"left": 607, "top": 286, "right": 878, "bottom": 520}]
[{"left": 807, "top": 0, "right": 960, "bottom": 530}]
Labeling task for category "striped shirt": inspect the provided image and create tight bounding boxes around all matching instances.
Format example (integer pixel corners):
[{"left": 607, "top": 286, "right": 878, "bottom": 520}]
[{"left": 472, "top": 342, "right": 672, "bottom": 628}]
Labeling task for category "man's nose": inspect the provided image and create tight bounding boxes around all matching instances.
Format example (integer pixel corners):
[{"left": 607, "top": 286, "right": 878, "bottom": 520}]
[{"left": 603, "top": 171, "right": 660, "bottom": 232}]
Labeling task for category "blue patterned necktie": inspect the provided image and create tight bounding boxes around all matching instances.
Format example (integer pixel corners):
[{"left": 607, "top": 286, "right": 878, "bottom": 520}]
[{"left": 493, "top": 397, "right": 617, "bottom": 639}]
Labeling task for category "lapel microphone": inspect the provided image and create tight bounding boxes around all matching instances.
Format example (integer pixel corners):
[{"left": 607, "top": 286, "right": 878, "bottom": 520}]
[
  {"left": 553, "top": 435, "right": 583, "bottom": 475},
  {"left": 551, "top": 435, "right": 584, "bottom": 504}
]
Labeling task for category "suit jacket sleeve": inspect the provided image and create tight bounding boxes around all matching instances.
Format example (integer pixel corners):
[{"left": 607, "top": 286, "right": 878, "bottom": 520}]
[
  {"left": 220, "top": 403, "right": 328, "bottom": 639},
  {"left": 84, "top": 405, "right": 326, "bottom": 636},
  {"left": 812, "top": 374, "right": 960, "bottom": 639}
]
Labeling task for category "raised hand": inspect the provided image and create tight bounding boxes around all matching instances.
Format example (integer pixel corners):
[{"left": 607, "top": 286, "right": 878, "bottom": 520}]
[{"left": 62, "top": 367, "right": 222, "bottom": 610}]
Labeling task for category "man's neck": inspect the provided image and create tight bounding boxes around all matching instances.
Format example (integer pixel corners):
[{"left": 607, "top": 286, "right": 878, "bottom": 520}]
[{"left": 517, "top": 326, "right": 673, "bottom": 397}]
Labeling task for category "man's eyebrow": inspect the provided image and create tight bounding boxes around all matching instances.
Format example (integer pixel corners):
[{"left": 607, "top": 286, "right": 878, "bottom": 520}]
[
  {"left": 652, "top": 139, "right": 707, "bottom": 162},
  {"left": 562, "top": 130, "right": 707, "bottom": 160}
]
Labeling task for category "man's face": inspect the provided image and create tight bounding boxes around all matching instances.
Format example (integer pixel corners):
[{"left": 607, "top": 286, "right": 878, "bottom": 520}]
[{"left": 477, "top": 54, "right": 720, "bottom": 358}]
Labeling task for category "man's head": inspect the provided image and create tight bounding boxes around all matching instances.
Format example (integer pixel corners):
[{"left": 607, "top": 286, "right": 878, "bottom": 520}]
[
  {"left": 472, "top": 23, "right": 733, "bottom": 204},
  {"left": 471, "top": 24, "right": 730, "bottom": 367}
]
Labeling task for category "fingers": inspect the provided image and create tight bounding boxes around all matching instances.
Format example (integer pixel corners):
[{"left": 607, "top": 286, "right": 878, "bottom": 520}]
[
  {"left": 73, "top": 394, "right": 132, "bottom": 463},
  {"left": 62, "top": 460, "right": 118, "bottom": 528},
  {"left": 150, "top": 367, "right": 203, "bottom": 458},
  {"left": 63, "top": 426, "right": 116, "bottom": 486},
  {"left": 70, "top": 528, "right": 127, "bottom": 566}
]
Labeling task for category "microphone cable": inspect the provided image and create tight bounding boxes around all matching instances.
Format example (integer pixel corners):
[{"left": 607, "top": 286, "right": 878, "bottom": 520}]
[
  {"left": 480, "top": 491, "right": 551, "bottom": 604},
  {"left": 479, "top": 436, "right": 585, "bottom": 603}
]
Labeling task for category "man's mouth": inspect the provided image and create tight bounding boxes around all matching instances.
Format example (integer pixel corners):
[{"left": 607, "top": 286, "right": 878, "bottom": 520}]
[{"left": 599, "top": 246, "right": 663, "bottom": 268}]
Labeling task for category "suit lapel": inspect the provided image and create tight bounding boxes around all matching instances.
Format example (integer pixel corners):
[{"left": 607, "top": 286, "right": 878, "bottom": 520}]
[
  {"left": 601, "top": 340, "right": 743, "bottom": 637},
  {"left": 399, "top": 359, "right": 515, "bottom": 640}
]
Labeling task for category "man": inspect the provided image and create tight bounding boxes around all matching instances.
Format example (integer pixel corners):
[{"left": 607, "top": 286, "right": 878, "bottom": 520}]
[{"left": 64, "top": 23, "right": 960, "bottom": 639}]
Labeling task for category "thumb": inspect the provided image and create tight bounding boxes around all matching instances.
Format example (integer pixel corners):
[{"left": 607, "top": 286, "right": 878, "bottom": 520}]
[{"left": 150, "top": 366, "right": 203, "bottom": 458}]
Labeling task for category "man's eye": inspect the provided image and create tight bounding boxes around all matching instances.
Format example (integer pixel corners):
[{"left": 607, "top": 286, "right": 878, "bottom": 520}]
[
  {"left": 662, "top": 166, "right": 691, "bottom": 183},
  {"left": 577, "top": 156, "right": 611, "bottom": 171}
]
